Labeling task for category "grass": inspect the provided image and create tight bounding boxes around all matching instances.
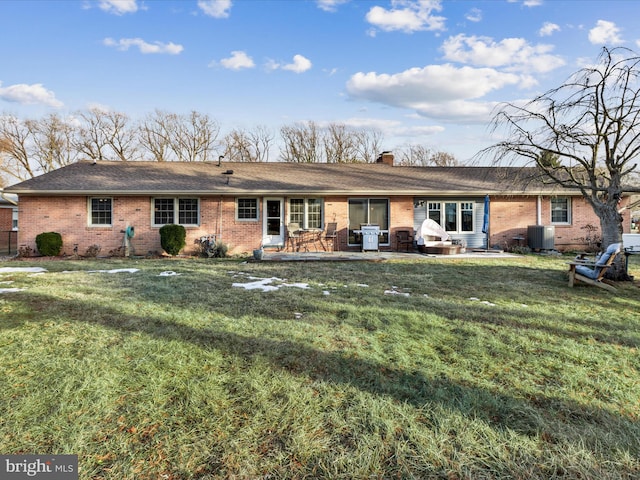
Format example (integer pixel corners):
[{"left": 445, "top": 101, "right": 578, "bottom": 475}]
[{"left": 0, "top": 254, "right": 639, "bottom": 479}]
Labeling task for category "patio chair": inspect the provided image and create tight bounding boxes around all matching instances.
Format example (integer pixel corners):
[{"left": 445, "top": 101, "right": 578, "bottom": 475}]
[
  {"left": 323, "top": 222, "right": 338, "bottom": 251},
  {"left": 396, "top": 229, "right": 414, "bottom": 252},
  {"left": 567, "top": 242, "right": 621, "bottom": 292},
  {"left": 287, "top": 222, "right": 301, "bottom": 251}
]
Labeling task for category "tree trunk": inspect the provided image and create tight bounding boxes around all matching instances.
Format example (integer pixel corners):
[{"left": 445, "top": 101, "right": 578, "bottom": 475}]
[{"left": 599, "top": 203, "right": 631, "bottom": 281}]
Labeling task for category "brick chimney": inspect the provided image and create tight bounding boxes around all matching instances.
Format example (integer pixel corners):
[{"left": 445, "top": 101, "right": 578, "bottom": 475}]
[{"left": 376, "top": 151, "right": 394, "bottom": 166}]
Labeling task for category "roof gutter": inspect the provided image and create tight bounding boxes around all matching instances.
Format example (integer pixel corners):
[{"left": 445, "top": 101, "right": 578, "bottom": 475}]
[
  {"left": 4, "top": 189, "right": 585, "bottom": 197},
  {"left": 0, "top": 189, "right": 18, "bottom": 206}
]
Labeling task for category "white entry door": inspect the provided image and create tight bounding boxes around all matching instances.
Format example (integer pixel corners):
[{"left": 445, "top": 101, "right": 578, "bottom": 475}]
[{"left": 263, "top": 198, "right": 284, "bottom": 248}]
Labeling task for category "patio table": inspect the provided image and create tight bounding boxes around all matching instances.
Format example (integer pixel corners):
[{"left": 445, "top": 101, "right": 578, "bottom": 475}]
[{"left": 296, "top": 229, "right": 325, "bottom": 252}]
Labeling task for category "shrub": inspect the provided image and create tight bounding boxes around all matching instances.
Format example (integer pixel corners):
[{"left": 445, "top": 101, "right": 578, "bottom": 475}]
[
  {"left": 159, "top": 224, "right": 186, "bottom": 256},
  {"left": 510, "top": 245, "right": 532, "bottom": 255},
  {"left": 35, "top": 232, "right": 63, "bottom": 256},
  {"left": 84, "top": 244, "right": 102, "bottom": 258},
  {"left": 195, "top": 237, "right": 229, "bottom": 258}
]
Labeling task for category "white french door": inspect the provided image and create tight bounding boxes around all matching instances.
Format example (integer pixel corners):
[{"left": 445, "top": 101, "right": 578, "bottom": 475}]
[{"left": 262, "top": 197, "right": 284, "bottom": 247}]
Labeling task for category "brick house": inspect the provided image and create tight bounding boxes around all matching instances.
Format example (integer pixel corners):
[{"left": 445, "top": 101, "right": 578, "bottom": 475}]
[{"left": 4, "top": 153, "right": 633, "bottom": 256}]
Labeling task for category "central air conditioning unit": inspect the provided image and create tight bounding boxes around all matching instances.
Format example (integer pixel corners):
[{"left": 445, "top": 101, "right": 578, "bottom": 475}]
[{"left": 528, "top": 225, "right": 555, "bottom": 250}]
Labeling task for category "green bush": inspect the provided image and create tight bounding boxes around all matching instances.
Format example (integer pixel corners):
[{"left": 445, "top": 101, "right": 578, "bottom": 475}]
[
  {"left": 159, "top": 224, "right": 186, "bottom": 256},
  {"left": 35, "top": 232, "right": 63, "bottom": 256}
]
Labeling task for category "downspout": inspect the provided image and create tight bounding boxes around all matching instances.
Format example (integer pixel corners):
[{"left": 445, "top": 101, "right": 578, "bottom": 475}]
[
  {"left": 537, "top": 195, "right": 542, "bottom": 225},
  {"left": 218, "top": 195, "right": 223, "bottom": 240}
]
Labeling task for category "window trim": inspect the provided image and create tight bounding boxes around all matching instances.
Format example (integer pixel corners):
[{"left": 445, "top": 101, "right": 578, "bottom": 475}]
[
  {"left": 11, "top": 207, "right": 18, "bottom": 231},
  {"left": 236, "top": 197, "right": 259, "bottom": 221},
  {"left": 288, "top": 197, "right": 324, "bottom": 230},
  {"left": 426, "top": 200, "right": 475, "bottom": 234},
  {"left": 550, "top": 197, "right": 571, "bottom": 225},
  {"left": 152, "top": 197, "right": 200, "bottom": 227},
  {"left": 88, "top": 197, "right": 113, "bottom": 227}
]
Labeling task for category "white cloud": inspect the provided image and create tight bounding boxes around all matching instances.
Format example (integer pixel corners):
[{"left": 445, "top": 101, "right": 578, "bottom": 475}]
[
  {"left": 97, "top": 0, "right": 138, "bottom": 15},
  {"left": 219, "top": 51, "right": 255, "bottom": 70},
  {"left": 465, "top": 8, "right": 482, "bottom": 23},
  {"left": 441, "top": 34, "right": 565, "bottom": 74},
  {"left": 589, "top": 20, "right": 623, "bottom": 45},
  {"left": 103, "top": 37, "right": 184, "bottom": 55},
  {"left": 198, "top": 0, "right": 232, "bottom": 18},
  {"left": 346, "top": 64, "right": 519, "bottom": 122},
  {"left": 0, "top": 82, "right": 63, "bottom": 108},
  {"left": 266, "top": 55, "right": 312, "bottom": 73},
  {"left": 366, "top": 0, "right": 446, "bottom": 34},
  {"left": 539, "top": 22, "right": 560, "bottom": 37},
  {"left": 85, "top": 102, "right": 111, "bottom": 113},
  {"left": 316, "top": 0, "right": 349, "bottom": 12},
  {"left": 282, "top": 55, "right": 312, "bottom": 73},
  {"left": 523, "top": 0, "right": 542, "bottom": 6}
]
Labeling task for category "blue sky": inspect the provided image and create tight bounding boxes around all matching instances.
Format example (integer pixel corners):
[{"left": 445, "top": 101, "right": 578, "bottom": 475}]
[{"left": 1, "top": 0, "right": 639, "bottom": 162}]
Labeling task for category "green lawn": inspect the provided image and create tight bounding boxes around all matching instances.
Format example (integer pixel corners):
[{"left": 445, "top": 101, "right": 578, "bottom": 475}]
[{"left": 1, "top": 254, "right": 639, "bottom": 479}]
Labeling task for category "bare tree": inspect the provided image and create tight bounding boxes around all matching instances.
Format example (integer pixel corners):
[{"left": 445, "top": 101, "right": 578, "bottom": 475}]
[
  {"left": 0, "top": 113, "right": 78, "bottom": 182},
  {"left": 396, "top": 145, "right": 459, "bottom": 166},
  {"left": 354, "top": 128, "right": 384, "bottom": 163},
  {"left": 0, "top": 115, "right": 35, "bottom": 181},
  {"left": 74, "top": 108, "right": 110, "bottom": 161},
  {"left": 430, "top": 151, "right": 459, "bottom": 166},
  {"left": 222, "top": 125, "right": 273, "bottom": 162},
  {"left": 280, "top": 122, "right": 383, "bottom": 163},
  {"left": 27, "top": 113, "right": 79, "bottom": 172},
  {"left": 104, "top": 110, "right": 138, "bottom": 161},
  {"left": 280, "top": 121, "right": 321, "bottom": 162},
  {"left": 396, "top": 145, "right": 433, "bottom": 166},
  {"left": 170, "top": 111, "right": 220, "bottom": 162},
  {"left": 483, "top": 46, "right": 640, "bottom": 279},
  {"left": 323, "top": 123, "right": 359, "bottom": 163},
  {"left": 138, "top": 110, "right": 220, "bottom": 162},
  {"left": 138, "top": 109, "right": 173, "bottom": 161},
  {"left": 74, "top": 108, "right": 138, "bottom": 161},
  {"left": 249, "top": 125, "right": 274, "bottom": 162}
]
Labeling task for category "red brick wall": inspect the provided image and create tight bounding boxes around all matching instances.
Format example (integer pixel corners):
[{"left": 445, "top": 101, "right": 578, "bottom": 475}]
[
  {"left": 489, "top": 195, "right": 631, "bottom": 251},
  {"left": 16, "top": 195, "right": 263, "bottom": 257},
  {"left": 489, "top": 196, "right": 538, "bottom": 249},
  {"left": 16, "top": 194, "right": 632, "bottom": 256},
  {"left": 0, "top": 207, "right": 13, "bottom": 231}
]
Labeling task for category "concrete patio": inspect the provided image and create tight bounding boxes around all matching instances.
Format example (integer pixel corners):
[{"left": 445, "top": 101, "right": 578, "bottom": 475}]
[{"left": 259, "top": 250, "right": 518, "bottom": 261}]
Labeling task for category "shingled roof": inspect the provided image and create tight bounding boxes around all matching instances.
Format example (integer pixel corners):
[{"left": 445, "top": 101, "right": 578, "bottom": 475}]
[{"left": 5, "top": 160, "right": 575, "bottom": 196}]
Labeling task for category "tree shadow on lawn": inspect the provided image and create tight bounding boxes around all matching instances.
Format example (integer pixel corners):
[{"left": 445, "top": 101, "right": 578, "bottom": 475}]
[
  {"left": 9, "top": 289, "right": 640, "bottom": 461},
  {"left": 153, "top": 261, "right": 640, "bottom": 350}
]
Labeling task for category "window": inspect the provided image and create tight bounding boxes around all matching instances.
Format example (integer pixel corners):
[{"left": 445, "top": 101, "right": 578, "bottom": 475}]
[
  {"left": 12, "top": 208, "right": 18, "bottom": 230},
  {"left": 237, "top": 198, "right": 258, "bottom": 220},
  {"left": 551, "top": 197, "right": 570, "bottom": 224},
  {"left": 179, "top": 199, "right": 198, "bottom": 225},
  {"left": 427, "top": 201, "right": 475, "bottom": 233},
  {"left": 428, "top": 202, "right": 441, "bottom": 224},
  {"left": 90, "top": 197, "right": 112, "bottom": 226},
  {"left": 288, "top": 198, "right": 323, "bottom": 229},
  {"left": 153, "top": 198, "right": 200, "bottom": 226},
  {"left": 348, "top": 198, "right": 390, "bottom": 244},
  {"left": 444, "top": 203, "right": 457, "bottom": 231},
  {"left": 461, "top": 202, "right": 474, "bottom": 231}
]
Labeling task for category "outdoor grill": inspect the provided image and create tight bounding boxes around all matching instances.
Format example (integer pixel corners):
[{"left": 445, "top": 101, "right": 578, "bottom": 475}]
[{"left": 360, "top": 224, "right": 380, "bottom": 252}]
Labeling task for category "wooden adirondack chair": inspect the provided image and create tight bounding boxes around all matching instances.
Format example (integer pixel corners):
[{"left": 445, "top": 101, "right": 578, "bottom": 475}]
[{"left": 567, "top": 243, "right": 621, "bottom": 292}]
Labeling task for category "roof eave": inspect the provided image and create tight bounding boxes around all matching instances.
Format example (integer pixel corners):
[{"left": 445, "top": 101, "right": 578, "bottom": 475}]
[{"left": 7, "top": 188, "right": 585, "bottom": 196}]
